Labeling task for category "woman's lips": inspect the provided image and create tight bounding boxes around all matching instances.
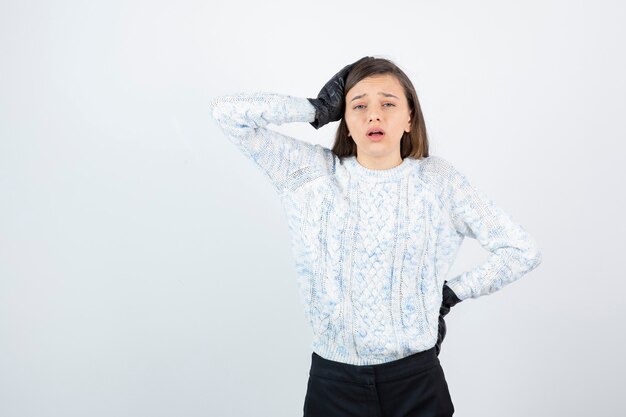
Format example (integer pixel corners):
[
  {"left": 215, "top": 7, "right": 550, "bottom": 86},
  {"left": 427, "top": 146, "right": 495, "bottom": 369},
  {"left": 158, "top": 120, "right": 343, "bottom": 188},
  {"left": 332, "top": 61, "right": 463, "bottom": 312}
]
[{"left": 368, "top": 132, "right": 384, "bottom": 141}]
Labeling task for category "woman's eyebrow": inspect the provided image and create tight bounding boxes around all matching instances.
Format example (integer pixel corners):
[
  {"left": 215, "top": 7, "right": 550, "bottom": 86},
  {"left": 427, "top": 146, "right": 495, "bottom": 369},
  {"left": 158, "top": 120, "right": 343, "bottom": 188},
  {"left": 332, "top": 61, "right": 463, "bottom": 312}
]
[{"left": 349, "top": 92, "right": 399, "bottom": 102}]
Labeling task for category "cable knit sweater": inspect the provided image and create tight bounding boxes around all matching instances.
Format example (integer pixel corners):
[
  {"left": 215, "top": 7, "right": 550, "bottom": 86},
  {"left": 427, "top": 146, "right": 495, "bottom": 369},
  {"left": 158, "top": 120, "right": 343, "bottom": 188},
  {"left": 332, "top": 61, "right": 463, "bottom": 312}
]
[{"left": 209, "top": 92, "right": 542, "bottom": 366}]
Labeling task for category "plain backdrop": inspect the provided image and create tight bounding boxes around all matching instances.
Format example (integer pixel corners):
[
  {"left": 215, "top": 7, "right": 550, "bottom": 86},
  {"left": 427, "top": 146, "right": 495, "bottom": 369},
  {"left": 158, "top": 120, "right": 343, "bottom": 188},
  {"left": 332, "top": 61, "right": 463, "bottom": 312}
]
[{"left": 1, "top": 0, "right": 624, "bottom": 416}]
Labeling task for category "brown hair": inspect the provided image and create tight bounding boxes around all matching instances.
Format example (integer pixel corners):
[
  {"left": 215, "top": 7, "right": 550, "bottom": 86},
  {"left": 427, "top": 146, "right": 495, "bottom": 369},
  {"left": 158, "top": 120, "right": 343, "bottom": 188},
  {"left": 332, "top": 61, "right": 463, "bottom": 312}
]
[{"left": 331, "top": 56, "right": 430, "bottom": 160}]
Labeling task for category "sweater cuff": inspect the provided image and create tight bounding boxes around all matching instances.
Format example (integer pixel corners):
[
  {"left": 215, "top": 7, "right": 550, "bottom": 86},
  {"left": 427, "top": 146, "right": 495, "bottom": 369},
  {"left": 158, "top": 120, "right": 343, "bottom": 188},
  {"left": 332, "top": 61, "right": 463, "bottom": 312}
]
[
  {"left": 291, "top": 96, "right": 318, "bottom": 125},
  {"left": 444, "top": 279, "right": 467, "bottom": 302}
]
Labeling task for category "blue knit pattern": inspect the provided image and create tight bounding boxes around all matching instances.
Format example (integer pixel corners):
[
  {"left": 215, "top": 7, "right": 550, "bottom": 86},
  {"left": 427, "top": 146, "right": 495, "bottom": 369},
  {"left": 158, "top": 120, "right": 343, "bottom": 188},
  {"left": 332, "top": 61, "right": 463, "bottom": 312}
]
[{"left": 210, "top": 92, "right": 542, "bottom": 365}]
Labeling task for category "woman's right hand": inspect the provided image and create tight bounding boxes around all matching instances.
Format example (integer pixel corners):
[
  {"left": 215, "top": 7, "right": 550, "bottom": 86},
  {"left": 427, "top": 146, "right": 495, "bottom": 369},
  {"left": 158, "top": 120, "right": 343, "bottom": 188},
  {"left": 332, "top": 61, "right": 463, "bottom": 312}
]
[{"left": 307, "top": 56, "right": 372, "bottom": 129}]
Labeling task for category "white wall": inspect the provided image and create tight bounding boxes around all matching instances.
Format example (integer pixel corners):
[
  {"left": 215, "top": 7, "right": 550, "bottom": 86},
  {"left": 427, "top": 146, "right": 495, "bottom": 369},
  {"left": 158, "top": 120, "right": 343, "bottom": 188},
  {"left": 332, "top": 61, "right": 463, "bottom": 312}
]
[{"left": 1, "top": 0, "right": 623, "bottom": 416}]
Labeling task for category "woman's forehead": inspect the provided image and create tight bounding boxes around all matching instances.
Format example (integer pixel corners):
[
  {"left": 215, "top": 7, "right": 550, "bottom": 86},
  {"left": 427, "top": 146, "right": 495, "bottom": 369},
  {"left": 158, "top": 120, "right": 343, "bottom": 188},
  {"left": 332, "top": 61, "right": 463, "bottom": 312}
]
[{"left": 347, "top": 75, "right": 405, "bottom": 99}]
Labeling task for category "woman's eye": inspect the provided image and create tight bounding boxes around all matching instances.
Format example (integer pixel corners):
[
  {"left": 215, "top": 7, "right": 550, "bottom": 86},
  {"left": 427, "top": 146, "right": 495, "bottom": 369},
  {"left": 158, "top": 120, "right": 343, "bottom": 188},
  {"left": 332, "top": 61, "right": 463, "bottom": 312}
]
[{"left": 353, "top": 103, "right": 395, "bottom": 110}]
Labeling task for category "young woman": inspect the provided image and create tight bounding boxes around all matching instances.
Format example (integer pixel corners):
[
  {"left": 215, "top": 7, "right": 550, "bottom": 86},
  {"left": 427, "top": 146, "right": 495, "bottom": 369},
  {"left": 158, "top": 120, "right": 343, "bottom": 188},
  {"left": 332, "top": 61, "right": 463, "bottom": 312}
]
[{"left": 210, "top": 56, "right": 542, "bottom": 417}]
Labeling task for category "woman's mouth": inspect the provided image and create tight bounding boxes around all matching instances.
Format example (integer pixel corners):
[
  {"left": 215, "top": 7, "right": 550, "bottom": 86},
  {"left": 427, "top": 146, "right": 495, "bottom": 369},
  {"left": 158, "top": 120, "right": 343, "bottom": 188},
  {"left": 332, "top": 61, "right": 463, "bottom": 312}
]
[{"left": 367, "top": 127, "right": 385, "bottom": 142}]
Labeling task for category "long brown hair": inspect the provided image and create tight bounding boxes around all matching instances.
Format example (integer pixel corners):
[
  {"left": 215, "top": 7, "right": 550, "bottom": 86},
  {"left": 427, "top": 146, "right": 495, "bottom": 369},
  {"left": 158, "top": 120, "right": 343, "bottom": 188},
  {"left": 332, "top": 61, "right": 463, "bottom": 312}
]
[{"left": 331, "top": 56, "right": 429, "bottom": 160}]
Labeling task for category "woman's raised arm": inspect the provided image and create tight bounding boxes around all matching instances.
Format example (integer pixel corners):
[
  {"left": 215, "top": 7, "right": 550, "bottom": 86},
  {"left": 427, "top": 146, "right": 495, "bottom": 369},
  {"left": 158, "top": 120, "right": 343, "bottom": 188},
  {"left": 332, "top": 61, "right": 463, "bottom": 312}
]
[{"left": 209, "top": 92, "right": 333, "bottom": 195}]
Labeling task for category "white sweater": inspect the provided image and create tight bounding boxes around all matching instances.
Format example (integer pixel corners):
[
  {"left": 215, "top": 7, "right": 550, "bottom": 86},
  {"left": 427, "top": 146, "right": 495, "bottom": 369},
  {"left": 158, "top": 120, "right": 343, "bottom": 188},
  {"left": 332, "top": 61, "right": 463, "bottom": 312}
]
[{"left": 209, "top": 92, "right": 542, "bottom": 365}]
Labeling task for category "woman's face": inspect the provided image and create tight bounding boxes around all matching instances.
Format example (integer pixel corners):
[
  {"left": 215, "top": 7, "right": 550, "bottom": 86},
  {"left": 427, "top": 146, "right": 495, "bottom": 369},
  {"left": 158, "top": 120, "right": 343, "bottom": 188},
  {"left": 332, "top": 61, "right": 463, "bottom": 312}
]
[{"left": 344, "top": 73, "right": 412, "bottom": 161}]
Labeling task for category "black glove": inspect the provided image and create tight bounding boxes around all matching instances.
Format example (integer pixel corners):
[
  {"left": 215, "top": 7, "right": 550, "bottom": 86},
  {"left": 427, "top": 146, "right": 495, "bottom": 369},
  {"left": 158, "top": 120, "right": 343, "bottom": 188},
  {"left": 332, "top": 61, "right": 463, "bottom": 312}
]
[
  {"left": 307, "top": 57, "right": 372, "bottom": 129},
  {"left": 435, "top": 280, "right": 463, "bottom": 356}
]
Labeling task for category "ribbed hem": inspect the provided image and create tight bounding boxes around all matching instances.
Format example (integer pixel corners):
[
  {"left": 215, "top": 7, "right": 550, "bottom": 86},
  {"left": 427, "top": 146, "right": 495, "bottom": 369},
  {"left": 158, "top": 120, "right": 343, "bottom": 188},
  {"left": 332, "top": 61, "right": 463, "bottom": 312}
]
[
  {"left": 344, "top": 155, "right": 415, "bottom": 182},
  {"left": 312, "top": 337, "right": 438, "bottom": 366},
  {"left": 313, "top": 341, "right": 384, "bottom": 366}
]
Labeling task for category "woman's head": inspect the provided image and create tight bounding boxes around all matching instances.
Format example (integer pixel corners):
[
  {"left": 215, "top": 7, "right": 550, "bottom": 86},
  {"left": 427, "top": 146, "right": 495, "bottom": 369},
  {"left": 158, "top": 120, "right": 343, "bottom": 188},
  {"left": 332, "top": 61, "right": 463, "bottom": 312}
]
[{"left": 331, "top": 57, "right": 429, "bottom": 161}]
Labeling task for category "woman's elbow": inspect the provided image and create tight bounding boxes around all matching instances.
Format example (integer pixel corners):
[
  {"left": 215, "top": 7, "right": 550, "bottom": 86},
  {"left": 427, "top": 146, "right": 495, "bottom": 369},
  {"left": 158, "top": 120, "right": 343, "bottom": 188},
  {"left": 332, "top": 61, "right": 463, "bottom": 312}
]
[{"left": 524, "top": 243, "right": 543, "bottom": 272}]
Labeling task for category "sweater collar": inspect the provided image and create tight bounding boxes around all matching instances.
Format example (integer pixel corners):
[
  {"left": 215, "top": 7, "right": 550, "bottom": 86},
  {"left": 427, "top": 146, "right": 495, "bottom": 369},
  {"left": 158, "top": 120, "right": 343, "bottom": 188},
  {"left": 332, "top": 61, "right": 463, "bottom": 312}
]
[{"left": 344, "top": 155, "right": 414, "bottom": 182}]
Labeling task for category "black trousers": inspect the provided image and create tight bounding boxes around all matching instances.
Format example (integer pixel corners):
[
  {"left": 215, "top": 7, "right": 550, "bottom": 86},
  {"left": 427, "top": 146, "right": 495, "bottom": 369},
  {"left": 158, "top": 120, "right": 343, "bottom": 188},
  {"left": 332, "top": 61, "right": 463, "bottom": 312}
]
[{"left": 303, "top": 346, "right": 455, "bottom": 417}]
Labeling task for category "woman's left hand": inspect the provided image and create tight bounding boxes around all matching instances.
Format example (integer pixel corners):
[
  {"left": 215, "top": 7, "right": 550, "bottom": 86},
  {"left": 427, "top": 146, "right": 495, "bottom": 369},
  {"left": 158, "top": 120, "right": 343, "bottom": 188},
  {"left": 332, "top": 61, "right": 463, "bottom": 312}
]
[{"left": 435, "top": 281, "right": 462, "bottom": 356}]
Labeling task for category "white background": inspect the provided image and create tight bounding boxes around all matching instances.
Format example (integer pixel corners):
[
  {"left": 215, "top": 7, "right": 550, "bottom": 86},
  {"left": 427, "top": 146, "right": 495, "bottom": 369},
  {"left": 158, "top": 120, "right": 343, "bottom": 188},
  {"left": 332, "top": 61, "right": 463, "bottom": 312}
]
[{"left": 1, "top": 0, "right": 623, "bottom": 416}]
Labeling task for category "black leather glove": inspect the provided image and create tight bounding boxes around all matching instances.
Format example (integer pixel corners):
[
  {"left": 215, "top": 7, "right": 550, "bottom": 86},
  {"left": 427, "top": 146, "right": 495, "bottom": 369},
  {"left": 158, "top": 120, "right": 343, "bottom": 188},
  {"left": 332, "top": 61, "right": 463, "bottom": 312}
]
[
  {"left": 435, "top": 280, "right": 463, "bottom": 356},
  {"left": 307, "top": 57, "right": 372, "bottom": 129}
]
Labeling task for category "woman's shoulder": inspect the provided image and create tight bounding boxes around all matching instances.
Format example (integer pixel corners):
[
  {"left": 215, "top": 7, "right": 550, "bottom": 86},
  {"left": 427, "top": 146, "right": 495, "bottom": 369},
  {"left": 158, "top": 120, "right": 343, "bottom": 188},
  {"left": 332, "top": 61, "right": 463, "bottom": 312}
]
[{"left": 416, "top": 154, "right": 459, "bottom": 180}]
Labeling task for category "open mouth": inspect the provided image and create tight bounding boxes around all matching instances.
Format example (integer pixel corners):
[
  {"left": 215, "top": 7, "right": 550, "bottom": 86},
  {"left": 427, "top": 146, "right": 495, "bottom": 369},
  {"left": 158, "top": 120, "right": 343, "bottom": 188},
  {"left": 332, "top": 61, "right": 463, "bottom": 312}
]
[
  {"left": 368, "top": 130, "right": 385, "bottom": 139},
  {"left": 367, "top": 127, "right": 385, "bottom": 139}
]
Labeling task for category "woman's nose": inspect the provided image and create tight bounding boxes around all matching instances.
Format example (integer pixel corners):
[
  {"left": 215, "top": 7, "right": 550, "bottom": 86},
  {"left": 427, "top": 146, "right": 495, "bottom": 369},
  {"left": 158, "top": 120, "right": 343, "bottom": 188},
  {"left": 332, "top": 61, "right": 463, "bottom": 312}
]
[{"left": 368, "top": 111, "right": 381, "bottom": 121}]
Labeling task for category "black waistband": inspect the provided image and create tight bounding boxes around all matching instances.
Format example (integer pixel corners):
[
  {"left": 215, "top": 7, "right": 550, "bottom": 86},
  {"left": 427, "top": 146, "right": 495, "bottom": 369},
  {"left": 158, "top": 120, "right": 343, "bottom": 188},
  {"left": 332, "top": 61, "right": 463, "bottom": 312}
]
[{"left": 309, "top": 346, "right": 440, "bottom": 385}]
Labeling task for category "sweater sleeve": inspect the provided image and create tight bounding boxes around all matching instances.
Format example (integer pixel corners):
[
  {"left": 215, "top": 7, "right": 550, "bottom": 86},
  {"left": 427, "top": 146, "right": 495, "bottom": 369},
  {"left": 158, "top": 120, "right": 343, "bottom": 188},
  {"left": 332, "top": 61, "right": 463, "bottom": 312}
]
[
  {"left": 432, "top": 156, "right": 543, "bottom": 301},
  {"left": 209, "top": 92, "right": 333, "bottom": 195}
]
